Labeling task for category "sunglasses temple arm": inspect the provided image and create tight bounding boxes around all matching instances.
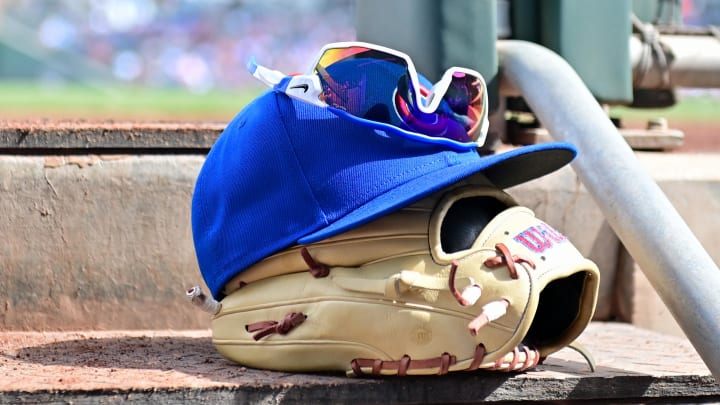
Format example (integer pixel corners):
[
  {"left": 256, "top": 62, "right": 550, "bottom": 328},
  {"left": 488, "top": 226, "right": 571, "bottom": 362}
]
[{"left": 247, "top": 57, "right": 286, "bottom": 88}]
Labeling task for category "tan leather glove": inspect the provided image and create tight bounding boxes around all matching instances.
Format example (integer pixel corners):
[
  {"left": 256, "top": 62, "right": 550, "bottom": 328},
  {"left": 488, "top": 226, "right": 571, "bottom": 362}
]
[{"left": 208, "top": 184, "right": 600, "bottom": 376}]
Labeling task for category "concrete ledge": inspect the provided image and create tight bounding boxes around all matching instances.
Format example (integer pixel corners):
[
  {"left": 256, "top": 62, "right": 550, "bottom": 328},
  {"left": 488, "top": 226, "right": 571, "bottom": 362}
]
[
  {"left": 0, "top": 120, "right": 223, "bottom": 151},
  {"left": 0, "top": 155, "right": 209, "bottom": 330},
  {"left": 1, "top": 322, "right": 717, "bottom": 404}
]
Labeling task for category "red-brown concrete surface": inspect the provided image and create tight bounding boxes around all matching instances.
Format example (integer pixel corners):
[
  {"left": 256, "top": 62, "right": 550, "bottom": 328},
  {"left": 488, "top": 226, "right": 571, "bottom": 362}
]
[{"left": 1, "top": 322, "right": 718, "bottom": 403}]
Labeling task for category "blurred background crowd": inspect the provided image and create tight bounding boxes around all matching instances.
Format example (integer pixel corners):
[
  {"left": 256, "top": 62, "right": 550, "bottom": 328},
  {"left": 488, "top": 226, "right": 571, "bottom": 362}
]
[
  {"left": 0, "top": 0, "right": 718, "bottom": 94},
  {"left": 0, "top": 0, "right": 355, "bottom": 93}
]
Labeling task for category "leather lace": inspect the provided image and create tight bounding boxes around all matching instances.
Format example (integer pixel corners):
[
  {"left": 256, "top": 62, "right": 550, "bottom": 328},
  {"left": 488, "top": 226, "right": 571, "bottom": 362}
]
[
  {"left": 350, "top": 344, "right": 541, "bottom": 376},
  {"left": 351, "top": 349, "right": 466, "bottom": 376},
  {"left": 245, "top": 312, "right": 307, "bottom": 341},
  {"left": 490, "top": 345, "right": 540, "bottom": 372},
  {"left": 483, "top": 243, "right": 535, "bottom": 279},
  {"left": 300, "top": 247, "right": 330, "bottom": 278},
  {"left": 448, "top": 260, "right": 473, "bottom": 306}
]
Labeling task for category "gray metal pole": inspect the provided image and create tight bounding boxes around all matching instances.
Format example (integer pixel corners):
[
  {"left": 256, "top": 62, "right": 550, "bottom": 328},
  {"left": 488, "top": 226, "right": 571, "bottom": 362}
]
[{"left": 497, "top": 40, "right": 720, "bottom": 379}]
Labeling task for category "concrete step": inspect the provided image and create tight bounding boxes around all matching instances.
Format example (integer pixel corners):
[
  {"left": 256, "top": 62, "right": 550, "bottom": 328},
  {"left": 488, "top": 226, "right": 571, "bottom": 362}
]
[
  {"left": 1, "top": 322, "right": 718, "bottom": 404},
  {"left": 1, "top": 121, "right": 718, "bottom": 334}
]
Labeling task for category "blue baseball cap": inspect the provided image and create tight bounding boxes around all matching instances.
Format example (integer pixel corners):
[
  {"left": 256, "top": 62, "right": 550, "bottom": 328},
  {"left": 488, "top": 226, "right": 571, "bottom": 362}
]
[{"left": 192, "top": 90, "right": 576, "bottom": 298}]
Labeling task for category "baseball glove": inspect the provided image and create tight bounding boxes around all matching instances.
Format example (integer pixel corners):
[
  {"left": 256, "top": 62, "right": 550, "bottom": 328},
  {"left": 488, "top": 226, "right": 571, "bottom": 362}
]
[{"left": 193, "top": 182, "right": 600, "bottom": 377}]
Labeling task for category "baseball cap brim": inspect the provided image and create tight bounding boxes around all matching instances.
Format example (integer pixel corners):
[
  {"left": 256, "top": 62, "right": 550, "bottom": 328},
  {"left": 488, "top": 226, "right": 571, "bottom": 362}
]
[{"left": 299, "top": 141, "right": 575, "bottom": 244}]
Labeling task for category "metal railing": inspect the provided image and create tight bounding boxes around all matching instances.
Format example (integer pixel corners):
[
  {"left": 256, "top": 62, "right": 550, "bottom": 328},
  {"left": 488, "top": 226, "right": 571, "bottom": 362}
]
[{"left": 497, "top": 39, "right": 720, "bottom": 380}]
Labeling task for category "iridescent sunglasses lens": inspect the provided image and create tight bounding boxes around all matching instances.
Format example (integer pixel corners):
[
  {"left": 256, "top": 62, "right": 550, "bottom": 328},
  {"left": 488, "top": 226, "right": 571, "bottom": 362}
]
[
  {"left": 314, "top": 46, "right": 408, "bottom": 114},
  {"left": 313, "top": 46, "right": 486, "bottom": 144}
]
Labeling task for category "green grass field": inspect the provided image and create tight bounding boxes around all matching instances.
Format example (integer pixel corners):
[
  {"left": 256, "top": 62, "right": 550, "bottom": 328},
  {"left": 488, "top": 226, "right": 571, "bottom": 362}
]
[
  {"left": 609, "top": 93, "right": 720, "bottom": 124},
  {"left": 0, "top": 81, "right": 264, "bottom": 121}
]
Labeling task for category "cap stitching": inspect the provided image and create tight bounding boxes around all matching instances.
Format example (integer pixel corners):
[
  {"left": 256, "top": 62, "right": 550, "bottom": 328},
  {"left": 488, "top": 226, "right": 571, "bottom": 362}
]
[
  {"left": 356, "top": 153, "right": 461, "bottom": 202},
  {"left": 274, "top": 92, "right": 329, "bottom": 226}
]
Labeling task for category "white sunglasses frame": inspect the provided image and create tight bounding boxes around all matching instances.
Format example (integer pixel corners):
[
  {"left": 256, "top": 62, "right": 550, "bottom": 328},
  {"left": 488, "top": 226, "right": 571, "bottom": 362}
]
[{"left": 247, "top": 41, "right": 490, "bottom": 146}]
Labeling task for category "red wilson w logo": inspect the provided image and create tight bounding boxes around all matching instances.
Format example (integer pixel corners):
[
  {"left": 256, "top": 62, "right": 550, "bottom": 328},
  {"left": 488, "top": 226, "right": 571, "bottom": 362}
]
[{"left": 513, "top": 223, "right": 568, "bottom": 253}]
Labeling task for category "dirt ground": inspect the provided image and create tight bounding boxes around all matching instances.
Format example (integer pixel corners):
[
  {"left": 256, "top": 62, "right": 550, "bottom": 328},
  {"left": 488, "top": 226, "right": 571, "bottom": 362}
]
[{"left": 628, "top": 119, "right": 720, "bottom": 152}]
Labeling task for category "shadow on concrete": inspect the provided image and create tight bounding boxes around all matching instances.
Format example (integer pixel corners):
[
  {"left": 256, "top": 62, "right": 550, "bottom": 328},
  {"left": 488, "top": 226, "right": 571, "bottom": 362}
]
[
  {"left": 7, "top": 334, "right": 718, "bottom": 404},
  {"left": 4, "top": 334, "right": 526, "bottom": 404}
]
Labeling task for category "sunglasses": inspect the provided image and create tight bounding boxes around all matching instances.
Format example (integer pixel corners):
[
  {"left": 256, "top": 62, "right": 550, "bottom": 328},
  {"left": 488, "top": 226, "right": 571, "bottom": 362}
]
[{"left": 248, "top": 42, "right": 489, "bottom": 151}]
